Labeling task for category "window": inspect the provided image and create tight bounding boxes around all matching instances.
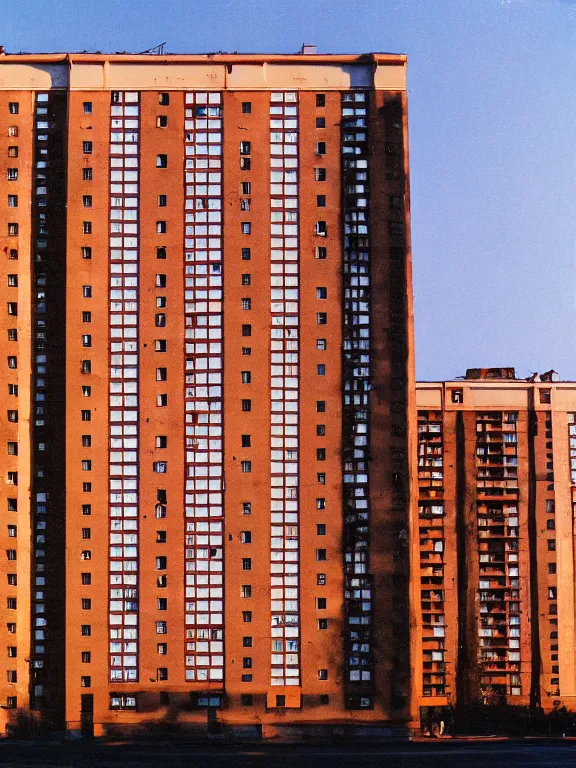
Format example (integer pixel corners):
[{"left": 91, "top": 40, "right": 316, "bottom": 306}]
[
  {"left": 547, "top": 539, "right": 556, "bottom": 551},
  {"left": 83, "top": 221, "right": 92, "bottom": 234},
  {"left": 153, "top": 462, "right": 167, "bottom": 473},
  {"left": 82, "top": 335, "right": 92, "bottom": 348},
  {"left": 81, "top": 651, "right": 91, "bottom": 663},
  {"left": 81, "top": 598, "right": 91, "bottom": 610},
  {"left": 242, "top": 182, "right": 251, "bottom": 194},
  {"left": 7, "top": 169, "right": 18, "bottom": 181},
  {"left": 83, "top": 483, "right": 92, "bottom": 493},
  {"left": 82, "top": 505, "right": 91, "bottom": 516},
  {"left": 6, "top": 472, "right": 17, "bottom": 485},
  {"left": 8, "top": 126, "right": 18, "bottom": 137},
  {"left": 240, "top": 141, "right": 251, "bottom": 155},
  {"left": 7, "top": 442, "right": 18, "bottom": 455},
  {"left": 156, "top": 621, "right": 167, "bottom": 634},
  {"left": 316, "top": 425, "right": 325, "bottom": 436},
  {"left": 242, "top": 657, "right": 252, "bottom": 669},
  {"left": 317, "top": 573, "right": 326, "bottom": 585},
  {"left": 157, "top": 394, "right": 168, "bottom": 407},
  {"left": 8, "top": 195, "right": 18, "bottom": 208},
  {"left": 316, "top": 549, "right": 327, "bottom": 561},
  {"left": 243, "top": 502, "right": 252, "bottom": 515},
  {"left": 317, "top": 364, "right": 326, "bottom": 376},
  {"left": 156, "top": 436, "right": 167, "bottom": 449},
  {"left": 7, "top": 147, "right": 18, "bottom": 159},
  {"left": 156, "top": 154, "right": 168, "bottom": 168},
  {"left": 547, "top": 519, "right": 555, "bottom": 530},
  {"left": 315, "top": 246, "right": 327, "bottom": 260},
  {"left": 7, "top": 526, "right": 16, "bottom": 538},
  {"left": 7, "top": 303, "right": 17, "bottom": 316},
  {"left": 316, "top": 597, "right": 327, "bottom": 609},
  {"left": 157, "top": 643, "right": 168, "bottom": 655},
  {"left": 110, "top": 695, "right": 137, "bottom": 711},
  {"left": 155, "top": 313, "right": 166, "bottom": 327},
  {"left": 158, "top": 93, "right": 169, "bottom": 105},
  {"left": 316, "top": 142, "right": 326, "bottom": 155},
  {"left": 548, "top": 562, "right": 557, "bottom": 574},
  {"left": 7, "top": 357, "right": 17, "bottom": 369},
  {"left": 242, "top": 347, "right": 252, "bottom": 356},
  {"left": 242, "top": 102, "right": 252, "bottom": 114},
  {"left": 82, "top": 312, "right": 91, "bottom": 323},
  {"left": 276, "top": 695, "right": 286, "bottom": 708},
  {"left": 155, "top": 340, "right": 167, "bottom": 352},
  {"left": 241, "top": 274, "right": 251, "bottom": 286},
  {"left": 242, "top": 558, "right": 252, "bottom": 571},
  {"left": 242, "top": 248, "right": 251, "bottom": 260},
  {"left": 241, "top": 298, "right": 251, "bottom": 311},
  {"left": 156, "top": 556, "right": 167, "bottom": 570},
  {"left": 156, "top": 368, "right": 167, "bottom": 381},
  {"left": 157, "top": 598, "right": 168, "bottom": 611},
  {"left": 7, "top": 645, "right": 16, "bottom": 656},
  {"left": 81, "top": 573, "right": 91, "bottom": 585},
  {"left": 158, "top": 194, "right": 167, "bottom": 207},
  {"left": 317, "top": 618, "right": 328, "bottom": 630},
  {"left": 317, "top": 195, "right": 326, "bottom": 209},
  {"left": 317, "top": 312, "right": 327, "bottom": 325},
  {"left": 7, "top": 499, "right": 16, "bottom": 512},
  {"left": 316, "top": 221, "right": 327, "bottom": 236},
  {"left": 81, "top": 360, "right": 91, "bottom": 374},
  {"left": 540, "top": 389, "right": 551, "bottom": 404},
  {"left": 316, "top": 94, "right": 326, "bottom": 107},
  {"left": 81, "top": 625, "right": 91, "bottom": 637},
  {"left": 241, "top": 371, "right": 251, "bottom": 384},
  {"left": 316, "top": 524, "right": 326, "bottom": 536},
  {"left": 82, "top": 285, "right": 92, "bottom": 298},
  {"left": 81, "top": 527, "right": 91, "bottom": 539},
  {"left": 241, "top": 461, "right": 252, "bottom": 473},
  {"left": 242, "top": 324, "right": 252, "bottom": 337},
  {"left": 317, "top": 448, "right": 326, "bottom": 461},
  {"left": 240, "top": 531, "right": 252, "bottom": 544},
  {"left": 83, "top": 168, "right": 93, "bottom": 181},
  {"left": 8, "top": 103, "right": 19, "bottom": 115},
  {"left": 7, "top": 623, "right": 15, "bottom": 633},
  {"left": 240, "top": 199, "right": 251, "bottom": 211},
  {"left": 240, "top": 157, "right": 251, "bottom": 170},
  {"left": 316, "top": 117, "right": 326, "bottom": 128},
  {"left": 82, "top": 195, "right": 92, "bottom": 208},
  {"left": 83, "top": 141, "right": 92, "bottom": 154},
  {"left": 156, "top": 221, "right": 167, "bottom": 234},
  {"left": 242, "top": 222, "right": 251, "bottom": 235},
  {"left": 7, "top": 411, "right": 17, "bottom": 423},
  {"left": 81, "top": 549, "right": 91, "bottom": 560},
  {"left": 8, "top": 224, "right": 18, "bottom": 236},
  {"left": 241, "top": 585, "right": 252, "bottom": 598},
  {"left": 156, "top": 274, "right": 167, "bottom": 288},
  {"left": 7, "top": 670, "right": 17, "bottom": 683},
  {"left": 549, "top": 587, "right": 557, "bottom": 600},
  {"left": 6, "top": 551, "right": 16, "bottom": 561},
  {"left": 316, "top": 401, "right": 326, "bottom": 413},
  {"left": 8, "top": 250, "right": 17, "bottom": 261},
  {"left": 318, "top": 669, "right": 328, "bottom": 680},
  {"left": 243, "top": 611, "right": 252, "bottom": 623},
  {"left": 8, "top": 385, "right": 17, "bottom": 396},
  {"left": 241, "top": 674, "right": 252, "bottom": 683}
]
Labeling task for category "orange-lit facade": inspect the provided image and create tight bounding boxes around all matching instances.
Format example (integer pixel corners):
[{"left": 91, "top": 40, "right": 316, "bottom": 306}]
[
  {"left": 415, "top": 371, "right": 576, "bottom": 719},
  {"left": 0, "top": 51, "right": 416, "bottom": 737}
]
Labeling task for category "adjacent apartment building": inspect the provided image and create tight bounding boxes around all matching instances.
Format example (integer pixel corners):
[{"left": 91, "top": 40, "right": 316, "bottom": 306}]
[
  {"left": 0, "top": 48, "right": 416, "bottom": 736},
  {"left": 415, "top": 369, "right": 576, "bottom": 719}
]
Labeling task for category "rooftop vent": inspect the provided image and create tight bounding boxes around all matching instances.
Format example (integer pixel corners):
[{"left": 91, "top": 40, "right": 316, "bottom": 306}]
[{"left": 301, "top": 44, "right": 318, "bottom": 55}]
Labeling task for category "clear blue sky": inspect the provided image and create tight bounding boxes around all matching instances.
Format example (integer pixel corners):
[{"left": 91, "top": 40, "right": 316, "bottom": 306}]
[{"left": 5, "top": 0, "right": 575, "bottom": 380}]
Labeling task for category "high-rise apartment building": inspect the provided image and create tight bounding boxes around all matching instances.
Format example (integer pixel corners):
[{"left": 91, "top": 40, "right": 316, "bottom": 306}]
[
  {"left": 0, "top": 49, "right": 415, "bottom": 737},
  {"left": 415, "top": 369, "right": 576, "bottom": 722}
]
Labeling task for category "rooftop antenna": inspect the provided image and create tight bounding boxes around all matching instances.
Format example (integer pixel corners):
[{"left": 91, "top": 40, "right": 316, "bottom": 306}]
[{"left": 139, "top": 42, "right": 166, "bottom": 55}]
